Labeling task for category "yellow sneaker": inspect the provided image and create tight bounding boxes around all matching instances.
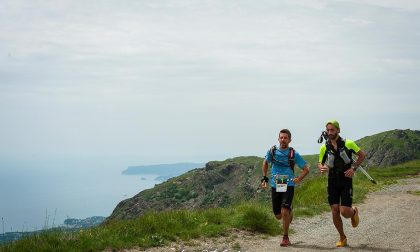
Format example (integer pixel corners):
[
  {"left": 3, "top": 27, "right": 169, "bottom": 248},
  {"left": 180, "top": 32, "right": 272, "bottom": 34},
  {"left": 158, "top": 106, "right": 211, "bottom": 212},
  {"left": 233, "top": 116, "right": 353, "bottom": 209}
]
[
  {"left": 351, "top": 206, "right": 359, "bottom": 228},
  {"left": 336, "top": 237, "right": 347, "bottom": 247}
]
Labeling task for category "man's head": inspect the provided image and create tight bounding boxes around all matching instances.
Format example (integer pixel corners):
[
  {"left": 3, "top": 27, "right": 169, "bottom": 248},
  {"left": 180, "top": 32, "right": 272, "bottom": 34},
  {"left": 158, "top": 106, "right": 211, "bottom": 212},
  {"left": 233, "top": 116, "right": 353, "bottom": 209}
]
[
  {"left": 278, "top": 129, "right": 292, "bottom": 149},
  {"left": 325, "top": 120, "right": 340, "bottom": 140}
]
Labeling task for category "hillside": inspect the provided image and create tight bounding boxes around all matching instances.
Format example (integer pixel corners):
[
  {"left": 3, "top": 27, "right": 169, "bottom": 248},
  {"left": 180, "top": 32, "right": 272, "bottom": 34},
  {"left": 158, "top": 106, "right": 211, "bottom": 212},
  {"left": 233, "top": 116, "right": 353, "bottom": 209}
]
[
  {"left": 108, "top": 156, "right": 266, "bottom": 220},
  {"left": 356, "top": 129, "right": 420, "bottom": 167},
  {"left": 108, "top": 129, "right": 419, "bottom": 221}
]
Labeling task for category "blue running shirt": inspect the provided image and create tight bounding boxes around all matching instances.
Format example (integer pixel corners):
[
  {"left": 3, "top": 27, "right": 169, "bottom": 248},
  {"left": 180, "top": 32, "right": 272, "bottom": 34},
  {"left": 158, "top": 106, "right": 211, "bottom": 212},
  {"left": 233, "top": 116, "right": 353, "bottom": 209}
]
[{"left": 265, "top": 147, "right": 307, "bottom": 188}]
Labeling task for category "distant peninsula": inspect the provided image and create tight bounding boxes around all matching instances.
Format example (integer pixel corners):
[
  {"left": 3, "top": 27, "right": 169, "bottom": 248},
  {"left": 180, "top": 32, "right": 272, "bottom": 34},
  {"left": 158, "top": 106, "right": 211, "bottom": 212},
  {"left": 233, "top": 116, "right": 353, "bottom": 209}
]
[{"left": 122, "top": 163, "right": 205, "bottom": 180}]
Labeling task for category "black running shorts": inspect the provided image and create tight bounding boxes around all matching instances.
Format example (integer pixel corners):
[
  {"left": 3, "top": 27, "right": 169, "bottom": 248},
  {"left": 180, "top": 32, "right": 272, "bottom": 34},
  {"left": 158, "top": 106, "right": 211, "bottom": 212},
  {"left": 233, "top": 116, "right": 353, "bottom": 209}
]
[
  {"left": 271, "top": 186, "right": 294, "bottom": 215},
  {"left": 327, "top": 178, "right": 353, "bottom": 207}
]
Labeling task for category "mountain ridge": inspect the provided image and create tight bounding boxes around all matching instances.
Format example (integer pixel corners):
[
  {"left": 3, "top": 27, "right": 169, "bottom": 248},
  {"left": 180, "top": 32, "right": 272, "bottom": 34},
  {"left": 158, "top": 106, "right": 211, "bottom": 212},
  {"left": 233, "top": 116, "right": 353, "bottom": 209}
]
[
  {"left": 107, "top": 129, "right": 419, "bottom": 222},
  {"left": 355, "top": 129, "right": 420, "bottom": 167}
]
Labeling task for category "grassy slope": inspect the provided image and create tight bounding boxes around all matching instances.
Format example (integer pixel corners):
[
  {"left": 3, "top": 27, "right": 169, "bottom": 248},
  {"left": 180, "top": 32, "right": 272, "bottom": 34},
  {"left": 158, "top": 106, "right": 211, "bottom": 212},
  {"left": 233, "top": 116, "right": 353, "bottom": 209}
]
[
  {"left": 2, "top": 160, "right": 419, "bottom": 252},
  {"left": 356, "top": 129, "right": 420, "bottom": 166},
  {"left": 109, "top": 154, "right": 320, "bottom": 221},
  {"left": 356, "top": 129, "right": 420, "bottom": 151}
]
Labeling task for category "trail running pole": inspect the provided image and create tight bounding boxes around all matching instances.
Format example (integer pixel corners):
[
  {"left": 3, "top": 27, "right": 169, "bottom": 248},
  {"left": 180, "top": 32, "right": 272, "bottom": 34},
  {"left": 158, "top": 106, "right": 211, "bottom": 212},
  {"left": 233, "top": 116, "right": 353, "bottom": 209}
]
[{"left": 352, "top": 159, "right": 377, "bottom": 184}]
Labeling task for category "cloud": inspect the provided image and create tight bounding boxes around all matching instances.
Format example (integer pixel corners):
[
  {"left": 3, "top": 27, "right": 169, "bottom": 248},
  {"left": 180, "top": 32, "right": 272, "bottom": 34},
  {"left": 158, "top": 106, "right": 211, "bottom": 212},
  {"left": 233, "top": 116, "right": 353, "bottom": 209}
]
[
  {"left": 0, "top": 0, "right": 419, "bottom": 161},
  {"left": 337, "top": 0, "right": 420, "bottom": 11}
]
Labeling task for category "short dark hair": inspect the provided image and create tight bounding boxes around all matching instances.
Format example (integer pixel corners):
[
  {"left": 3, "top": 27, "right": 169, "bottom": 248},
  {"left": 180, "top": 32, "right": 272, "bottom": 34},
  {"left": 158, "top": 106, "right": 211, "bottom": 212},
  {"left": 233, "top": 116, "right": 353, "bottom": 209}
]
[{"left": 279, "top": 129, "right": 292, "bottom": 139}]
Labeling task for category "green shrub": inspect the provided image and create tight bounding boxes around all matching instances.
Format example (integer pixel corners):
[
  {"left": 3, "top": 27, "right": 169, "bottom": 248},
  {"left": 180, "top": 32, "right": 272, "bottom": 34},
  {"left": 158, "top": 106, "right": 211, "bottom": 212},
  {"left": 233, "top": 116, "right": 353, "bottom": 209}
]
[{"left": 233, "top": 203, "right": 279, "bottom": 235}]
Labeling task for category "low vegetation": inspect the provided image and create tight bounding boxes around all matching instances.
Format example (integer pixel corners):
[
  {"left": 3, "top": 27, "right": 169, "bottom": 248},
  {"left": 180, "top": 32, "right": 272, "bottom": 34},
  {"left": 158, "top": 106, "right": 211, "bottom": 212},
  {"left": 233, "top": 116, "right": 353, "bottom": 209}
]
[{"left": 2, "top": 160, "right": 419, "bottom": 252}]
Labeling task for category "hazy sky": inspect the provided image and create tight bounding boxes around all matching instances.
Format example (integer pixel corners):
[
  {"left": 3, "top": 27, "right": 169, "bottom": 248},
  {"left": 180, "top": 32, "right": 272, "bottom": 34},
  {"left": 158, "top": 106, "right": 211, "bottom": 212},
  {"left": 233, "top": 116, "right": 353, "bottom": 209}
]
[{"left": 1, "top": 0, "right": 419, "bottom": 166}]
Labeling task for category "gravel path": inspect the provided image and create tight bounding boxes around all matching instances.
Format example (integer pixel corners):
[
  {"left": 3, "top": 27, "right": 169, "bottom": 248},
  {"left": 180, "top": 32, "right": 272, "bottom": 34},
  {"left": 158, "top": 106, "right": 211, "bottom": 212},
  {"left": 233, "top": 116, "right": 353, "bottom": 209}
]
[{"left": 132, "top": 176, "right": 420, "bottom": 252}]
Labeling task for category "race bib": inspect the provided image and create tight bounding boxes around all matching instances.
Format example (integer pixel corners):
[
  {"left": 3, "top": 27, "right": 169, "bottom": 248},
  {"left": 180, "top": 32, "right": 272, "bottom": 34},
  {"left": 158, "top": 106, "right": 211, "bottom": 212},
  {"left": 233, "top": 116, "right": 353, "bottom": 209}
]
[
  {"left": 275, "top": 174, "right": 288, "bottom": 192},
  {"left": 276, "top": 183, "right": 288, "bottom": 192}
]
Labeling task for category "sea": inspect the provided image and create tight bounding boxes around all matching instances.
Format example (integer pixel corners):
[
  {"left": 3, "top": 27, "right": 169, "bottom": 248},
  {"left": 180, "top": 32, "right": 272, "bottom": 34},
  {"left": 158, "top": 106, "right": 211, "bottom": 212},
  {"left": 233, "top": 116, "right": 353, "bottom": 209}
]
[{"left": 0, "top": 158, "right": 161, "bottom": 233}]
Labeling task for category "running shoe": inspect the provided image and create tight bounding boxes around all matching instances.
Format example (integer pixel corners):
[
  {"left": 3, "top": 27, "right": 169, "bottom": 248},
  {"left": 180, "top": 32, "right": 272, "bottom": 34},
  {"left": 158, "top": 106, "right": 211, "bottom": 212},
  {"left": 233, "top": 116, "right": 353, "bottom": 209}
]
[
  {"left": 336, "top": 237, "right": 347, "bottom": 247},
  {"left": 351, "top": 206, "right": 359, "bottom": 227},
  {"left": 280, "top": 235, "right": 291, "bottom": 247}
]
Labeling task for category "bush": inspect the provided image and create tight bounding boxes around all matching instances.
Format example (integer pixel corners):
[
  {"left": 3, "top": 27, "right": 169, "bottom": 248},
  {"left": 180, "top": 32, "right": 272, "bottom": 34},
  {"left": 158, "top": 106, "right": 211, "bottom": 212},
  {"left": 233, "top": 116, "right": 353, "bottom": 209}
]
[{"left": 233, "top": 203, "right": 279, "bottom": 235}]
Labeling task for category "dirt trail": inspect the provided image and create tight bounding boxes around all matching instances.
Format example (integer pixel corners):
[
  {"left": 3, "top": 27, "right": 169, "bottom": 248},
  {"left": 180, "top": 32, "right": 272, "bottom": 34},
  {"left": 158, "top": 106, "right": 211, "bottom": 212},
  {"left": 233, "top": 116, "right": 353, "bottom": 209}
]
[{"left": 135, "top": 176, "right": 420, "bottom": 252}]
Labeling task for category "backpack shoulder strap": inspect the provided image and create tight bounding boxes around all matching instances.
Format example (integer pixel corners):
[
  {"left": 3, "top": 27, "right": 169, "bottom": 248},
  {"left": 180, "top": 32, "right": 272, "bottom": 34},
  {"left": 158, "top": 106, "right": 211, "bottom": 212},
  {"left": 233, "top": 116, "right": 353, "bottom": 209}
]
[
  {"left": 288, "top": 147, "right": 295, "bottom": 158},
  {"left": 325, "top": 140, "right": 333, "bottom": 152},
  {"left": 270, "top": 145, "right": 277, "bottom": 158},
  {"left": 321, "top": 143, "right": 328, "bottom": 164},
  {"left": 338, "top": 137, "right": 346, "bottom": 148},
  {"left": 288, "top": 147, "right": 295, "bottom": 171},
  {"left": 269, "top": 145, "right": 277, "bottom": 162}
]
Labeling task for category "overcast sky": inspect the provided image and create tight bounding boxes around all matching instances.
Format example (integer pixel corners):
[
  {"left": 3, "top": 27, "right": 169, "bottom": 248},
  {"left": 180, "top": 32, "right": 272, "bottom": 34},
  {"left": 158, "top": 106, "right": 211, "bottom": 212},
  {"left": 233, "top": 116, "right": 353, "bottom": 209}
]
[{"left": 1, "top": 0, "right": 419, "bottom": 166}]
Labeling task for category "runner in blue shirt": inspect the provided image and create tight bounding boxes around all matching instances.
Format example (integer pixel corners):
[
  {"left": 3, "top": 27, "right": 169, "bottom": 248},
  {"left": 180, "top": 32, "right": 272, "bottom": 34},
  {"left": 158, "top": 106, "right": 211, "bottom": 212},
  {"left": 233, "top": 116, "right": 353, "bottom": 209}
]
[{"left": 261, "top": 129, "right": 310, "bottom": 247}]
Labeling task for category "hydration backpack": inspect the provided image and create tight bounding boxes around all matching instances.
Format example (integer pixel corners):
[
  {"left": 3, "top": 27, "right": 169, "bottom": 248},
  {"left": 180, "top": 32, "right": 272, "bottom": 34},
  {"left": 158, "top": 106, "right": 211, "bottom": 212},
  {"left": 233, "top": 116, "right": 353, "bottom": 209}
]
[{"left": 269, "top": 146, "right": 295, "bottom": 172}]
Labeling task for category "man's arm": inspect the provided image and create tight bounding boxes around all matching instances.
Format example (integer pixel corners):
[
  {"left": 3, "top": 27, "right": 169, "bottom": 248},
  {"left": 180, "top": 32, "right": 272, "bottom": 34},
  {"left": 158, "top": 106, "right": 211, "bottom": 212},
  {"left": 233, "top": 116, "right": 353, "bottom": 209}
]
[
  {"left": 262, "top": 159, "right": 268, "bottom": 177},
  {"left": 294, "top": 165, "right": 309, "bottom": 184},
  {"left": 318, "top": 144, "right": 328, "bottom": 173},
  {"left": 352, "top": 150, "right": 366, "bottom": 170},
  {"left": 261, "top": 159, "right": 269, "bottom": 188},
  {"left": 318, "top": 162, "right": 328, "bottom": 173},
  {"left": 344, "top": 149, "right": 366, "bottom": 177}
]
